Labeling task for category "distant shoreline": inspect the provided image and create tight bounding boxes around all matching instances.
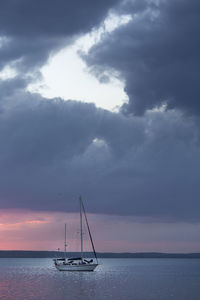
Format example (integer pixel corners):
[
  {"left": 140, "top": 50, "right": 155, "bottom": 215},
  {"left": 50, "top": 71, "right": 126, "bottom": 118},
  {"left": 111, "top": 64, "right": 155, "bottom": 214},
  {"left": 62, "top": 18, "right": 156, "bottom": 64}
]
[{"left": 0, "top": 251, "right": 200, "bottom": 258}]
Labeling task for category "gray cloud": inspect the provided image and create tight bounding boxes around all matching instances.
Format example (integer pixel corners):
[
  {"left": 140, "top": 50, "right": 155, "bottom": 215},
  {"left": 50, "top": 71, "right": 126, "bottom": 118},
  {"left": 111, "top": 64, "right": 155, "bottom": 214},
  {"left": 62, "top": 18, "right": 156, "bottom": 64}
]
[
  {"left": 0, "top": 0, "right": 119, "bottom": 37},
  {"left": 0, "top": 0, "right": 200, "bottom": 224},
  {"left": 0, "top": 90, "right": 200, "bottom": 221},
  {"left": 0, "top": 0, "right": 120, "bottom": 72},
  {"left": 85, "top": 0, "right": 200, "bottom": 115}
]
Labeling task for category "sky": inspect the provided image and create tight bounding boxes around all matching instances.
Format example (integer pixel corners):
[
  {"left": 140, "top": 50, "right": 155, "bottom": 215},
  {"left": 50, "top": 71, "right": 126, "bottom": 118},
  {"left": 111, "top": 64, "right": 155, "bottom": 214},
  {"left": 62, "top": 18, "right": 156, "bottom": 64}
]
[{"left": 0, "top": 0, "right": 200, "bottom": 253}]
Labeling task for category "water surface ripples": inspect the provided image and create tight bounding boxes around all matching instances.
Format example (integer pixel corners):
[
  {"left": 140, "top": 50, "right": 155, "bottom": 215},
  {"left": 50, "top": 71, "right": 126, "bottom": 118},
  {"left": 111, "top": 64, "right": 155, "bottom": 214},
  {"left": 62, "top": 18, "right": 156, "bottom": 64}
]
[{"left": 0, "top": 258, "right": 200, "bottom": 300}]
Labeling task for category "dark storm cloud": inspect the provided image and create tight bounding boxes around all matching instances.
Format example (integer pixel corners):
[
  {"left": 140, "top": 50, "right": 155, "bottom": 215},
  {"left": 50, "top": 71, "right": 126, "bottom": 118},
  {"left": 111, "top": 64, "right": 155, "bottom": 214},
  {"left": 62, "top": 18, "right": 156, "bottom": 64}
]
[
  {"left": 0, "top": 0, "right": 119, "bottom": 37},
  {"left": 0, "top": 91, "right": 200, "bottom": 221},
  {"left": 0, "top": 0, "right": 120, "bottom": 72},
  {"left": 85, "top": 0, "right": 200, "bottom": 115},
  {"left": 0, "top": 0, "right": 200, "bottom": 223},
  {"left": 0, "top": 77, "right": 27, "bottom": 99}
]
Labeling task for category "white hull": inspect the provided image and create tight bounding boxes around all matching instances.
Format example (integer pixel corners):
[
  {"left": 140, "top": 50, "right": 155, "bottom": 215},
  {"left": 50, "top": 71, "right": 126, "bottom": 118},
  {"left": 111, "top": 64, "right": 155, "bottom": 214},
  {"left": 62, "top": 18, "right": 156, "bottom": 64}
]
[{"left": 55, "top": 263, "right": 98, "bottom": 271}]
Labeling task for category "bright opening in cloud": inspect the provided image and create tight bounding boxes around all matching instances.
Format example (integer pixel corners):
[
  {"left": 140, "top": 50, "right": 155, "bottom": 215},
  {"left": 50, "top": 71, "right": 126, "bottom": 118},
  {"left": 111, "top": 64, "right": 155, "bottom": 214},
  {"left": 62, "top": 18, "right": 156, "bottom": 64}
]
[
  {"left": 28, "top": 13, "right": 131, "bottom": 111},
  {"left": 0, "top": 65, "right": 17, "bottom": 80}
]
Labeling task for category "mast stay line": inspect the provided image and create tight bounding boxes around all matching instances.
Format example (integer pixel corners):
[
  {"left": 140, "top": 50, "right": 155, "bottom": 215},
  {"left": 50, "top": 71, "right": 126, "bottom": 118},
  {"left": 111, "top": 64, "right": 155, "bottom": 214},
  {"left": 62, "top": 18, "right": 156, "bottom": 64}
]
[{"left": 81, "top": 199, "right": 98, "bottom": 264}]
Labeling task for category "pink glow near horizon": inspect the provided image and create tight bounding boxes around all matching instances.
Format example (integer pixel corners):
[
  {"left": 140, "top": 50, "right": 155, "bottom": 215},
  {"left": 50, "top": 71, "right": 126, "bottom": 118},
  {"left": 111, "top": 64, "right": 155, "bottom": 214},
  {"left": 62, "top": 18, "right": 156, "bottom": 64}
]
[{"left": 0, "top": 209, "right": 200, "bottom": 252}]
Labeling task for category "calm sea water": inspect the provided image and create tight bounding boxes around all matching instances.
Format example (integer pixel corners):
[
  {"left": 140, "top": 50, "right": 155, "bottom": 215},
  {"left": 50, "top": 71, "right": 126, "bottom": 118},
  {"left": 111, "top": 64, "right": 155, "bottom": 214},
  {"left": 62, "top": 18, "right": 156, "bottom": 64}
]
[{"left": 0, "top": 258, "right": 199, "bottom": 300}]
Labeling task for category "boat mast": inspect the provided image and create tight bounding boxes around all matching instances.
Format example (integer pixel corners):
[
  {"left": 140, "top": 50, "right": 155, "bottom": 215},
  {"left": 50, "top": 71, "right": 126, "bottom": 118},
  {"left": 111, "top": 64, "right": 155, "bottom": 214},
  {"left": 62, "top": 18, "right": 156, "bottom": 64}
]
[
  {"left": 64, "top": 223, "right": 67, "bottom": 260},
  {"left": 80, "top": 196, "right": 83, "bottom": 260}
]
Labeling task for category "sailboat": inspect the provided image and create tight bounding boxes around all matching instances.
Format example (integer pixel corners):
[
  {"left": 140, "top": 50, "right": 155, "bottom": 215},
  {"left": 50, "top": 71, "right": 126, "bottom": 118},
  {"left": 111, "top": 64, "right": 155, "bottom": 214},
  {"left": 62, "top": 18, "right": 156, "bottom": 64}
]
[{"left": 53, "top": 197, "right": 98, "bottom": 271}]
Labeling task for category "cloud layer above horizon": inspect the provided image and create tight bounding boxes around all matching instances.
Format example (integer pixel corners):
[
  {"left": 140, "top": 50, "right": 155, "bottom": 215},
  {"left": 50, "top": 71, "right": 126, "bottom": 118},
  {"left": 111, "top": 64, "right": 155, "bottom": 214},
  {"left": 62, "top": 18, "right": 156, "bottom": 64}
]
[
  {"left": 0, "top": 0, "right": 200, "bottom": 225},
  {"left": 86, "top": 0, "right": 200, "bottom": 115}
]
